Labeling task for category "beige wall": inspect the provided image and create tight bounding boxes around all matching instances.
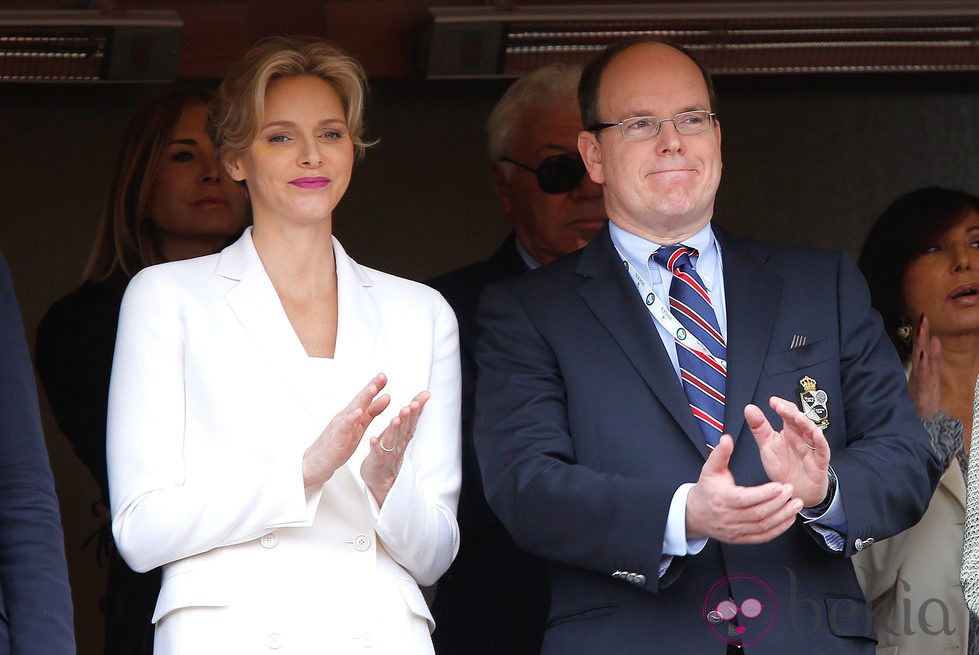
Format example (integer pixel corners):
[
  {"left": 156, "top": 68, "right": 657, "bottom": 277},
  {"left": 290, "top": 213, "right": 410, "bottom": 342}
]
[{"left": 1, "top": 74, "right": 977, "bottom": 654}]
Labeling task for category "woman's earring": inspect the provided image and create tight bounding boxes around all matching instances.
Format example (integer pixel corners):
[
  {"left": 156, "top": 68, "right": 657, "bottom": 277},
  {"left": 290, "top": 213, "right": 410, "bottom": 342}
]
[{"left": 896, "top": 319, "right": 913, "bottom": 344}]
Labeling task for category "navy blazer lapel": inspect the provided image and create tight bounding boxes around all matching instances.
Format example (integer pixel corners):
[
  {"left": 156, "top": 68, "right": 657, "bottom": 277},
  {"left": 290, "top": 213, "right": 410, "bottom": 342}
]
[
  {"left": 575, "top": 227, "right": 707, "bottom": 455},
  {"left": 715, "top": 228, "right": 782, "bottom": 443}
]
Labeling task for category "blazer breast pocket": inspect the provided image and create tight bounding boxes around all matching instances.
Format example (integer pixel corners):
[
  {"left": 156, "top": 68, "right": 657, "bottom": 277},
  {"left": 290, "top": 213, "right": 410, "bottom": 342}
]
[{"left": 762, "top": 338, "right": 836, "bottom": 376}]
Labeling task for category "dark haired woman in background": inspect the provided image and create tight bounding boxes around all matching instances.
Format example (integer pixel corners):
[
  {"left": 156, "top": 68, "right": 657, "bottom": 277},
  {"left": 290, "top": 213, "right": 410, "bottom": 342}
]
[
  {"left": 856, "top": 186, "right": 979, "bottom": 654},
  {"left": 36, "top": 87, "right": 249, "bottom": 655}
]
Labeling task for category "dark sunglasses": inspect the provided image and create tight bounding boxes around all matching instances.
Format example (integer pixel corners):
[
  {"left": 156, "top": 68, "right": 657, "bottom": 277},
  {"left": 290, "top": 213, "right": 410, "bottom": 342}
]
[{"left": 499, "top": 153, "right": 587, "bottom": 195}]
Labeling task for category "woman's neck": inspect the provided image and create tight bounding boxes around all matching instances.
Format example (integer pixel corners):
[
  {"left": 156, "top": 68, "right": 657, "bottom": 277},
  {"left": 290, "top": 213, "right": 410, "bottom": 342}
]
[
  {"left": 938, "top": 333, "right": 979, "bottom": 450},
  {"left": 251, "top": 219, "right": 336, "bottom": 287},
  {"left": 251, "top": 219, "right": 339, "bottom": 358}
]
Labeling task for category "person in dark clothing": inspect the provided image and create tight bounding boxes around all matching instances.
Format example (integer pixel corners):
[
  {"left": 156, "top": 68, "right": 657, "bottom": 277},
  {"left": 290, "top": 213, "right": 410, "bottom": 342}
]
[
  {"left": 0, "top": 247, "right": 75, "bottom": 655},
  {"left": 427, "top": 63, "right": 605, "bottom": 655}
]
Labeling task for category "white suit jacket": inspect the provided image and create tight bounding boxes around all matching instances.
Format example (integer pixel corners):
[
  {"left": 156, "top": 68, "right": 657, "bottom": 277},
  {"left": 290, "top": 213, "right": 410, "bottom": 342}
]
[{"left": 107, "top": 228, "right": 461, "bottom": 654}]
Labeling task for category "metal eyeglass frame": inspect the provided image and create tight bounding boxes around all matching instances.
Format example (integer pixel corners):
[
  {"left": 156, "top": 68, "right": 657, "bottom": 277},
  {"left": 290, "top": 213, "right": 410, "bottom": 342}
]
[{"left": 587, "top": 110, "right": 717, "bottom": 140}]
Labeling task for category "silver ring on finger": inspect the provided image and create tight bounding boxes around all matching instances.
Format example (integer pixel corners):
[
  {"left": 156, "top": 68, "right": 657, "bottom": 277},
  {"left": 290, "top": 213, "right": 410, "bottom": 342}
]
[
  {"left": 804, "top": 443, "right": 817, "bottom": 450},
  {"left": 379, "top": 440, "right": 396, "bottom": 453}
]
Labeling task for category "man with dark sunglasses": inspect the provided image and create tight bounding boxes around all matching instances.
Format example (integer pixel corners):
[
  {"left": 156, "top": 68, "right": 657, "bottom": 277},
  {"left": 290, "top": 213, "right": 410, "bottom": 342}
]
[{"left": 427, "top": 63, "right": 605, "bottom": 655}]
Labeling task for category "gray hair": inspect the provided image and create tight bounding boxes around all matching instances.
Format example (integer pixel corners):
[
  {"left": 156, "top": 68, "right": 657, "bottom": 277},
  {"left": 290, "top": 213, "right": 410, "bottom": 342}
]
[{"left": 487, "top": 63, "right": 583, "bottom": 162}]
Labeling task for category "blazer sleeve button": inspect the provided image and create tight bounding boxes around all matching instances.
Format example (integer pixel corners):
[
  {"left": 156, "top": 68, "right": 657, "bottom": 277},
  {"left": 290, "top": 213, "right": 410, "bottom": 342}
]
[{"left": 854, "top": 537, "right": 875, "bottom": 551}]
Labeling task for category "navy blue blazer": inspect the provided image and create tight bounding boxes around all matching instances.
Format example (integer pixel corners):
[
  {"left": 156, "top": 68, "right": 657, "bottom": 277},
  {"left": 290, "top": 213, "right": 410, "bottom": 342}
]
[
  {"left": 0, "top": 250, "right": 75, "bottom": 654},
  {"left": 428, "top": 234, "right": 549, "bottom": 655},
  {"left": 473, "top": 224, "right": 942, "bottom": 654}
]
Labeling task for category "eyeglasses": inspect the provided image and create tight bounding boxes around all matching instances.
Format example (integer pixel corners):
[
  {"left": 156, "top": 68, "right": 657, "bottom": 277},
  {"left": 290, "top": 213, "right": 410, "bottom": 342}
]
[
  {"left": 588, "top": 110, "right": 717, "bottom": 141},
  {"left": 499, "top": 153, "right": 587, "bottom": 195}
]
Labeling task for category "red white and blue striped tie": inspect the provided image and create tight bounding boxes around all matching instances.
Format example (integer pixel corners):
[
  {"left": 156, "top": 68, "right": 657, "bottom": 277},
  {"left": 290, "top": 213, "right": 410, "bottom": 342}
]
[{"left": 653, "top": 245, "right": 726, "bottom": 447}]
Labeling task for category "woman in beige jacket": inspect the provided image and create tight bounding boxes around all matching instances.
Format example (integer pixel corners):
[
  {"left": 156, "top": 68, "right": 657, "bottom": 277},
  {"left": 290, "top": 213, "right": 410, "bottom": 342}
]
[{"left": 856, "top": 187, "right": 979, "bottom": 654}]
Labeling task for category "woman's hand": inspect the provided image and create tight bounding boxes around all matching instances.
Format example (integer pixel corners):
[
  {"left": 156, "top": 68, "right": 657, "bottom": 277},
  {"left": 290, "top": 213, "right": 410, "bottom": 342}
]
[
  {"left": 302, "top": 373, "right": 391, "bottom": 488},
  {"left": 361, "top": 390, "right": 430, "bottom": 507},
  {"left": 908, "top": 314, "right": 942, "bottom": 419}
]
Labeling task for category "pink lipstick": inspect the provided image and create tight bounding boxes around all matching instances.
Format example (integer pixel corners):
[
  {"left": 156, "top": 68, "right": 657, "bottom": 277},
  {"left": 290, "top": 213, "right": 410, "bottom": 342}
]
[{"left": 290, "top": 177, "right": 331, "bottom": 189}]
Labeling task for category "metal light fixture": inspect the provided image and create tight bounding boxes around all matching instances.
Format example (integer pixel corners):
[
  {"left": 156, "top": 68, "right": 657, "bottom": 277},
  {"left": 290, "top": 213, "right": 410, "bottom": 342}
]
[
  {"left": 0, "top": 10, "right": 182, "bottom": 83},
  {"left": 425, "top": 1, "right": 979, "bottom": 78}
]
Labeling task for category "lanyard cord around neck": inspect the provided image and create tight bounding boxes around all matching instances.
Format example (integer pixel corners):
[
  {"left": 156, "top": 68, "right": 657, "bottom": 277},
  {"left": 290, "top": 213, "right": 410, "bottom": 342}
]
[{"left": 618, "top": 254, "right": 727, "bottom": 373}]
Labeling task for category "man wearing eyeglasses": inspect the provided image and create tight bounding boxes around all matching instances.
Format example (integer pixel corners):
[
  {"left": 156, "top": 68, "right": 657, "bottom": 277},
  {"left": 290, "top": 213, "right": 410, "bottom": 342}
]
[
  {"left": 472, "top": 39, "right": 942, "bottom": 654},
  {"left": 427, "top": 63, "right": 605, "bottom": 655}
]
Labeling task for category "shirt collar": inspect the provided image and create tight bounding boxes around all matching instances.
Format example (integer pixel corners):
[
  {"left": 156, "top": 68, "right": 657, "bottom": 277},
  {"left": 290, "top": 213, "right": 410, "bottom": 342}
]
[
  {"left": 514, "top": 238, "right": 543, "bottom": 271},
  {"left": 608, "top": 221, "right": 721, "bottom": 291}
]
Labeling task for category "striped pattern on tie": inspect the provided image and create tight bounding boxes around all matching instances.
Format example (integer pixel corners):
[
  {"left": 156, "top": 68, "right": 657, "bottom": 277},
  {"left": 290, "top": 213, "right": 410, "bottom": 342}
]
[{"left": 653, "top": 245, "right": 727, "bottom": 447}]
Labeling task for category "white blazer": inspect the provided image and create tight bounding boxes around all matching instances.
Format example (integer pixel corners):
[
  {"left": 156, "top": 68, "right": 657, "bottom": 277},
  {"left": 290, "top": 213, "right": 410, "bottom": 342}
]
[{"left": 108, "top": 228, "right": 461, "bottom": 655}]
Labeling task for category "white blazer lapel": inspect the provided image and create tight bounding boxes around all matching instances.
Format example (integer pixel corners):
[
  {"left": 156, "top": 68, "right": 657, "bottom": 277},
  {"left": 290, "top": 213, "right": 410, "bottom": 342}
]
[
  {"left": 218, "top": 233, "right": 382, "bottom": 376},
  {"left": 218, "top": 228, "right": 323, "bottom": 426},
  {"left": 331, "top": 238, "right": 385, "bottom": 488},
  {"left": 332, "top": 236, "right": 381, "bottom": 370},
  {"left": 217, "top": 232, "right": 385, "bottom": 495}
]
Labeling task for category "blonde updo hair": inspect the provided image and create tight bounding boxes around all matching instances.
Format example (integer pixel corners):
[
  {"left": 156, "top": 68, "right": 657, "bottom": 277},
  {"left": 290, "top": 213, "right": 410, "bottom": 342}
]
[{"left": 211, "top": 36, "right": 373, "bottom": 161}]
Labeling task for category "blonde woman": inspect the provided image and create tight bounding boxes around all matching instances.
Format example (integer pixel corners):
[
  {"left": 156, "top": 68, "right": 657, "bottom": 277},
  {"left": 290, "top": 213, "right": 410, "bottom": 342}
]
[{"left": 106, "top": 37, "right": 461, "bottom": 654}]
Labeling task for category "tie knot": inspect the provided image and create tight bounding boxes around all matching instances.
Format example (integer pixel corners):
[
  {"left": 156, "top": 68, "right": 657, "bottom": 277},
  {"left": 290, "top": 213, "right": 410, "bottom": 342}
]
[{"left": 653, "top": 245, "right": 698, "bottom": 273}]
